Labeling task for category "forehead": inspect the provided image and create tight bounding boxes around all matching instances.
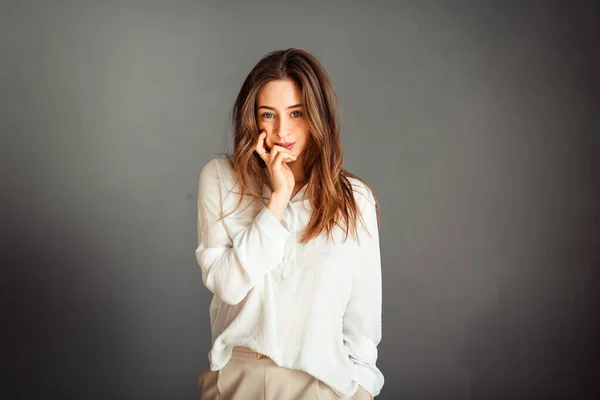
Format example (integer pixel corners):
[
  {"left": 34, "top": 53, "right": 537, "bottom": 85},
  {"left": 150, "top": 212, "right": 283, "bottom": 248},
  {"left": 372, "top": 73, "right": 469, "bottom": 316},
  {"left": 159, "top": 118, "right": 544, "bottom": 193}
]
[{"left": 257, "top": 79, "right": 302, "bottom": 107}]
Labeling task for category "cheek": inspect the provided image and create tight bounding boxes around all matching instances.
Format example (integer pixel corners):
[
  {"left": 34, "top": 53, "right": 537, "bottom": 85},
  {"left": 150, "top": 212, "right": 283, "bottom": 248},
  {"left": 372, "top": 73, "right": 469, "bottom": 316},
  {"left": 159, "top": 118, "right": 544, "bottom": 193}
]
[
  {"left": 257, "top": 121, "right": 275, "bottom": 135},
  {"left": 265, "top": 135, "right": 275, "bottom": 149},
  {"left": 297, "top": 122, "right": 309, "bottom": 137},
  {"left": 256, "top": 118, "right": 267, "bottom": 130},
  {"left": 298, "top": 129, "right": 310, "bottom": 143}
]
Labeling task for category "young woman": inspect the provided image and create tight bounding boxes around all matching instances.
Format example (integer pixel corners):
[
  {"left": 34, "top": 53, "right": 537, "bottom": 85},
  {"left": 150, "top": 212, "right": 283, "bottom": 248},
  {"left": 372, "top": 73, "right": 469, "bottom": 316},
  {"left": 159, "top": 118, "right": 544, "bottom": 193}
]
[{"left": 196, "top": 48, "right": 384, "bottom": 399}]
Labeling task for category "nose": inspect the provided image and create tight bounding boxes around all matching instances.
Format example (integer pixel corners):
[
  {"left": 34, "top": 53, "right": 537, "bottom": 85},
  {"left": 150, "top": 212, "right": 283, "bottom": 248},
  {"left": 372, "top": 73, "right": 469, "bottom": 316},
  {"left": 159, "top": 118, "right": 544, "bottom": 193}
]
[{"left": 274, "top": 117, "right": 292, "bottom": 139}]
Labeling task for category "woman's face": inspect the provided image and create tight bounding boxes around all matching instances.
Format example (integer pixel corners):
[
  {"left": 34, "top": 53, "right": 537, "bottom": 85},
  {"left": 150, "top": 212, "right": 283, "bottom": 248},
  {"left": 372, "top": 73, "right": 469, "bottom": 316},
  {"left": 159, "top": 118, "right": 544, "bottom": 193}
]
[{"left": 256, "top": 79, "right": 309, "bottom": 162}]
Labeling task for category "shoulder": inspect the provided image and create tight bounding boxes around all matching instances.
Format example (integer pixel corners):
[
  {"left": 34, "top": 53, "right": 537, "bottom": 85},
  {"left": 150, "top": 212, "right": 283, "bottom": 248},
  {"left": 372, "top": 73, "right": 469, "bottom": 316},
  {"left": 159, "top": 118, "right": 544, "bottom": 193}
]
[
  {"left": 346, "top": 175, "right": 380, "bottom": 234},
  {"left": 199, "top": 157, "right": 235, "bottom": 190},
  {"left": 200, "top": 157, "right": 234, "bottom": 180},
  {"left": 347, "top": 176, "right": 376, "bottom": 208}
]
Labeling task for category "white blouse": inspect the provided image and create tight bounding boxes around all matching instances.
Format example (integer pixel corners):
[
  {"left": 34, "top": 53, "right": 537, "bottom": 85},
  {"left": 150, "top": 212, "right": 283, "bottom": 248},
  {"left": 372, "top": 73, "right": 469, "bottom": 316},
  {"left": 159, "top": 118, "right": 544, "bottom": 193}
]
[{"left": 195, "top": 157, "right": 384, "bottom": 398}]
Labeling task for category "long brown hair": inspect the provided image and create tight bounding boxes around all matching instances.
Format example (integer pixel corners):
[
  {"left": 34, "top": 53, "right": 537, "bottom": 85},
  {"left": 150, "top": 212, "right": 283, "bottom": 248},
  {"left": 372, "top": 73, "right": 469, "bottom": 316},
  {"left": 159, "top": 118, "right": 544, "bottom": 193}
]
[{"left": 219, "top": 47, "right": 380, "bottom": 244}]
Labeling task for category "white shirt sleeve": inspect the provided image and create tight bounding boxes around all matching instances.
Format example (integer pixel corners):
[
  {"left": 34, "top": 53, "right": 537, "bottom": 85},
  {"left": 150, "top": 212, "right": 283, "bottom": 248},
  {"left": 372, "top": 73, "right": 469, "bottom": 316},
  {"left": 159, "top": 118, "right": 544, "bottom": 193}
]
[
  {"left": 342, "top": 188, "right": 385, "bottom": 397},
  {"left": 195, "top": 159, "right": 292, "bottom": 305}
]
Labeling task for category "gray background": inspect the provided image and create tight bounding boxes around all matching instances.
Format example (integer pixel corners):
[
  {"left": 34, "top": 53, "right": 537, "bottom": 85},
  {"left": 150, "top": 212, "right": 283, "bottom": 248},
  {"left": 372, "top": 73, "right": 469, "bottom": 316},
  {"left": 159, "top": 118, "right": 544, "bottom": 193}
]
[{"left": 2, "top": 1, "right": 598, "bottom": 399}]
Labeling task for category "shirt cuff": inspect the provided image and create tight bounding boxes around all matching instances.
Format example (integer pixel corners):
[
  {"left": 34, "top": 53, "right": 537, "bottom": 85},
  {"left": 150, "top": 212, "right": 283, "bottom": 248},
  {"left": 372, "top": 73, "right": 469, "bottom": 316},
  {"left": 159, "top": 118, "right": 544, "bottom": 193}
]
[
  {"left": 254, "top": 206, "right": 292, "bottom": 243},
  {"left": 354, "top": 363, "right": 385, "bottom": 398}
]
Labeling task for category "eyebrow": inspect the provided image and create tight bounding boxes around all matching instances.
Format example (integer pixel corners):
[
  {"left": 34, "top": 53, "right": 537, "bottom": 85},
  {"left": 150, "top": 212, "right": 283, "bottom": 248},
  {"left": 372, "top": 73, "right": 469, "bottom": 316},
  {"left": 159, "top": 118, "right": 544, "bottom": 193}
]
[{"left": 257, "top": 103, "right": 303, "bottom": 111}]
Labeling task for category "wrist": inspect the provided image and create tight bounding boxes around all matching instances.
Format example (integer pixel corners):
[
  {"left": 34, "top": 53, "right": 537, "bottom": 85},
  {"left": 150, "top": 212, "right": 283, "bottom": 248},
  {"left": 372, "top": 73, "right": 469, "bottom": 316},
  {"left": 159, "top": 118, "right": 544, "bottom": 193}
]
[
  {"left": 267, "top": 193, "right": 289, "bottom": 222},
  {"left": 271, "top": 190, "right": 291, "bottom": 199}
]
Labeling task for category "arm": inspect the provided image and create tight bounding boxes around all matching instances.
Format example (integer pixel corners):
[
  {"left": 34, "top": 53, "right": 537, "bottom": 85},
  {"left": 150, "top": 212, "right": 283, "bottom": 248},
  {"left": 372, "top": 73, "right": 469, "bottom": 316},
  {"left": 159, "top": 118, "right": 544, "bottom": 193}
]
[
  {"left": 195, "top": 159, "right": 292, "bottom": 305},
  {"left": 343, "top": 189, "right": 384, "bottom": 398}
]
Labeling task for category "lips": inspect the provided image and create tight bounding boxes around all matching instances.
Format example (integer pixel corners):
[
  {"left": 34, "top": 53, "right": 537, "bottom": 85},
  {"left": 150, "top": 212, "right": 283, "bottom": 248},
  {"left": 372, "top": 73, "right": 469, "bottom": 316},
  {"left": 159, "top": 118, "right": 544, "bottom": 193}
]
[{"left": 276, "top": 142, "right": 295, "bottom": 150}]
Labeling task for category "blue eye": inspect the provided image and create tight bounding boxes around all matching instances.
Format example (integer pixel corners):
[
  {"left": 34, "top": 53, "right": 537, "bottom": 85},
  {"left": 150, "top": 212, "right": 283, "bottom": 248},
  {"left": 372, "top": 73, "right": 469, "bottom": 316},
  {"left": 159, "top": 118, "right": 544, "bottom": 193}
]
[
  {"left": 261, "top": 112, "right": 274, "bottom": 119},
  {"left": 291, "top": 111, "right": 303, "bottom": 117}
]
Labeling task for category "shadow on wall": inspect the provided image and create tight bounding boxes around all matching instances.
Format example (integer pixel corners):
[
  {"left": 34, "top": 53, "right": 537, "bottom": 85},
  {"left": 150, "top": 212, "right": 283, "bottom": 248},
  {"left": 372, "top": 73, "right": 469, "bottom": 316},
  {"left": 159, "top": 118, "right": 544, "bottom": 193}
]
[
  {"left": 5, "top": 215, "right": 129, "bottom": 399},
  {"left": 462, "top": 251, "right": 596, "bottom": 399}
]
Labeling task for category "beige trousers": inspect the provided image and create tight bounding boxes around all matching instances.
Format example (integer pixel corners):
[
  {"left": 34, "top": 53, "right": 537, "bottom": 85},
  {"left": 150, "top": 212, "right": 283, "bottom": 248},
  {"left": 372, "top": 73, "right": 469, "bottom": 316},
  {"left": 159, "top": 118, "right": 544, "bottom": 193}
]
[{"left": 198, "top": 346, "right": 373, "bottom": 400}]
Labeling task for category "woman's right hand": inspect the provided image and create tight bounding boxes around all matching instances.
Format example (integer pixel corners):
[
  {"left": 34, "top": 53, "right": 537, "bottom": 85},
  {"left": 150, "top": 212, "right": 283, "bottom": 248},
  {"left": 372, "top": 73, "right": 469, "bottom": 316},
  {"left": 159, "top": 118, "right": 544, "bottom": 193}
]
[{"left": 255, "top": 130, "right": 297, "bottom": 196}]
